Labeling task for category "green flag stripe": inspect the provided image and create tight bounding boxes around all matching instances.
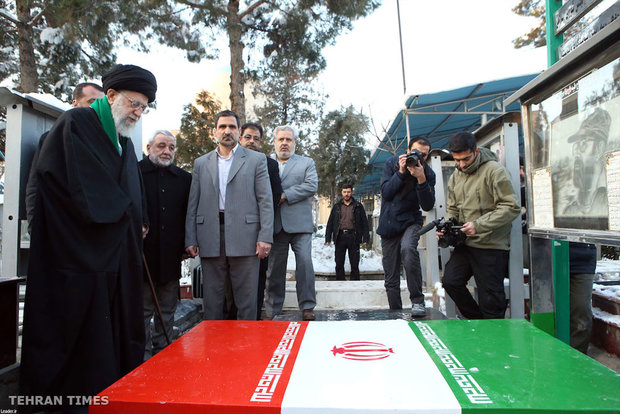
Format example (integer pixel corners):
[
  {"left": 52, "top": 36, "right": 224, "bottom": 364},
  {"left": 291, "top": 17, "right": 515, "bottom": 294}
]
[{"left": 409, "top": 319, "right": 620, "bottom": 414}]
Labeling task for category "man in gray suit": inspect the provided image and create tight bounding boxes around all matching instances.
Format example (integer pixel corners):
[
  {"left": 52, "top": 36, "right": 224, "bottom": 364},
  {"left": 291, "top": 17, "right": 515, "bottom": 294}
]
[
  {"left": 185, "top": 110, "right": 273, "bottom": 320},
  {"left": 264, "top": 125, "right": 318, "bottom": 321}
]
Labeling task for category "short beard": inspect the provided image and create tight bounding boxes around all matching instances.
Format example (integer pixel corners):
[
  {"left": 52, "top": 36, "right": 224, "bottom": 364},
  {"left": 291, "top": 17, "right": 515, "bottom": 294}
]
[
  {"left": 276, "top": 149, "right": 293, "bottom": 160},
  {"left": 111, "top": 100, "right": 137, "bottom": 137},
  {"left": 149, "top": 153, "right": 174, "bottom": 168}
]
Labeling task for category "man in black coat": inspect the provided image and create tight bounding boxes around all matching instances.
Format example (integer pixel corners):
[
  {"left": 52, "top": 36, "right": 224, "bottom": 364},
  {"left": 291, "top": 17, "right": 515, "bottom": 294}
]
[
  {"left": 139, "top": 130, "right": 191, "bottom": 359},
  {"left": 325, "top": 184, "right": 370, "bottom": 280},
  {"left": 20, "top": 64, "right": 156, "bottom": 411},
  {"left": 376, "top": 138, "right": 435, "bottom": 317},
  {"left": 239, "top": 122, "right": 282, "bottom": 319}
]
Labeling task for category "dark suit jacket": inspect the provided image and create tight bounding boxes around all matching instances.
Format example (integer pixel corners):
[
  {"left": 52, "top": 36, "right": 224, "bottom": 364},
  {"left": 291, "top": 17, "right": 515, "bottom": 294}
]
[
  {"left": 139, "top": 158, "right": 192, "bottom": 283},
  {"left": 267, "top": 156, "right": 283, "bottom": 220}
]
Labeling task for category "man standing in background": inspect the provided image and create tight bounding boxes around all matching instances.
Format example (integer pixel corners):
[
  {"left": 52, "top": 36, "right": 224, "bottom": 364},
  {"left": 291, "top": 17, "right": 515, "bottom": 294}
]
[
  {"left": 264, "top": 125, "right": 318, "bottom": 321},
  {"left": 325, "top": 183, "right": 369, "bottom": 281},
  {"left": 140, "top": 130, "right": 191, "bottom": 359},
  {"left": 239, "top": 122, "right": 282, "bottom": 319}
]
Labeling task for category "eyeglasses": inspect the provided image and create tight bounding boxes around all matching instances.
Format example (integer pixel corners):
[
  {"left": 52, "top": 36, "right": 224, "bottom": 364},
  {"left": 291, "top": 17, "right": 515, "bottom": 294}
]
[
  {"left": 242, "top": 134, "right": 261, "bottom": 142},
  {"left": 119, "top": 92, "right": 150, "bottom": 114}
]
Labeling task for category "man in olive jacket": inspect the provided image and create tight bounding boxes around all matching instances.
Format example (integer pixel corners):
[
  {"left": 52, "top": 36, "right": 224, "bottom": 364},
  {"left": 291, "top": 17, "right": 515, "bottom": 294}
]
[{"left": 441, "top": 132, "right": 520, "bottom": 319}]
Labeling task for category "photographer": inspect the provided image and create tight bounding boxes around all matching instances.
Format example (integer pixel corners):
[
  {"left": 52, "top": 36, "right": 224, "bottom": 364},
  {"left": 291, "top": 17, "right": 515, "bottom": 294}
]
[
  {"left": 441, "top": 132, "right": 520, "bottom": 319},
  {"left": 377, "top": 138, "right": 435, "bottom": 317}
]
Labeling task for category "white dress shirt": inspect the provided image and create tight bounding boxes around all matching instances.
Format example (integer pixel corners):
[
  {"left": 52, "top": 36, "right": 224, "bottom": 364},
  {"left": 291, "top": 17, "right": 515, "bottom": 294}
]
[{"left": 216, "top": 144, "right": 238, "bottom": 211}]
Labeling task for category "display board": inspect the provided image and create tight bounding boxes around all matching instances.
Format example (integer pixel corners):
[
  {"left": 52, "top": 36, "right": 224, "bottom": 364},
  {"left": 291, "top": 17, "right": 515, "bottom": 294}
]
[{"left": 527, "top": 56, "right": 620, "bottom": 237}]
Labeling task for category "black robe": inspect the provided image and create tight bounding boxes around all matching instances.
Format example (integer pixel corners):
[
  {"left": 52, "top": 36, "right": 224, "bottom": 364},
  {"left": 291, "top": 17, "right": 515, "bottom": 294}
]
[
  {"left": 20, "top": 107, "right": 145, "bottom": 407},
  {"left": 139, "top": 157, "right": 191, "bottom": 283}
]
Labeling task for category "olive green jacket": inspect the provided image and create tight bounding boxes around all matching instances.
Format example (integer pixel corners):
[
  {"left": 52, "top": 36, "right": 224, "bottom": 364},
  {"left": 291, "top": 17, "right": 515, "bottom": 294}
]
[{"left": 446, "top": 147, "right": 520, "bottom": 250}]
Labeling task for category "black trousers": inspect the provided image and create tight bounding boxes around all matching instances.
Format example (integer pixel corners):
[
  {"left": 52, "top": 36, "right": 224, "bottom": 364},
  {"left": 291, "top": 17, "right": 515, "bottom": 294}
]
[
  {"left": 442, "top": 245, "right": 509, "bottom": 319},
  {"left": 335, "top": 231, "right": 360, "bottom": 280}
]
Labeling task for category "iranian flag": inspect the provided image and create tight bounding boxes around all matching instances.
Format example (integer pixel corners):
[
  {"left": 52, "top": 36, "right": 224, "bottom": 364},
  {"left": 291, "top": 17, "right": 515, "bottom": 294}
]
[{"left": 94, "top": 319, "right": 620, "bottom": 413}]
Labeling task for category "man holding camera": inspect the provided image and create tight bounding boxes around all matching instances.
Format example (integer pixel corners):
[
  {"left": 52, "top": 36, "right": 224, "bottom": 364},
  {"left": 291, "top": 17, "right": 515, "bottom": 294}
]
[
  {"left": 441, "top": 132, "right": 520, "bottom": 319},
  {"left": 377, "top": 138, "right": 435, "bottom": 317}
]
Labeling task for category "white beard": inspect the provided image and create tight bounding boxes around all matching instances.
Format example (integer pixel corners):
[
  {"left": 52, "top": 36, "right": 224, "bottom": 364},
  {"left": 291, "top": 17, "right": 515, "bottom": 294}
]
[
  {"left": 149, "top": 153, "right": 174, "bottom": 167},
  {"left": 111, "top": 101, "right": 137, "bottom": 137}
]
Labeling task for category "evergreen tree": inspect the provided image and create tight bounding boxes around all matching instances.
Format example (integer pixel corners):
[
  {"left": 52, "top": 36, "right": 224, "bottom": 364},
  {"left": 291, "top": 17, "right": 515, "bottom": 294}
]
[
  {"left": 310, "top": 105, "right": 370, "bottom": 202},
  {"left": 0, "top": 0, "right": 212, "bottom": 97},
  {"left": 175, "top": 90, "right": 221, "bottom": 171},
  {"left": 251, "top": 53, "right": 326, "bottom": 157},
  {"left": 512, "top": 0, "right": 546, "bottom": 49},
  {"left": 176, "top": 0, "right": 380, "bottom": 122}
]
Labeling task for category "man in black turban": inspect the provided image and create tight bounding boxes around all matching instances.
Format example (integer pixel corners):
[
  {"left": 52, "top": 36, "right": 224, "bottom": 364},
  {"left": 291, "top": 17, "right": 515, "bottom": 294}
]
[{"left": 20, "top": 64, "right": 156, "bottom": 412}]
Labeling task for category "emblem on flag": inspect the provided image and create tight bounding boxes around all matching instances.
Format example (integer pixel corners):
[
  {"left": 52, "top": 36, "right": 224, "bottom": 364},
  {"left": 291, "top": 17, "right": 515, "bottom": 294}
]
[{"left": 331, "top": 341, "right": 394, "bottom": 361}]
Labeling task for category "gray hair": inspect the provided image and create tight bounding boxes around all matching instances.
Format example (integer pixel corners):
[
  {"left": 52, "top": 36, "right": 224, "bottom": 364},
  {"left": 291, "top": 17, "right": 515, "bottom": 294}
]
[
  {"left": 148, "top": 129, "right": 176, "bottom": 146},
  {"left": 273, "top": 125, "right": 298, "bottom": 141}
]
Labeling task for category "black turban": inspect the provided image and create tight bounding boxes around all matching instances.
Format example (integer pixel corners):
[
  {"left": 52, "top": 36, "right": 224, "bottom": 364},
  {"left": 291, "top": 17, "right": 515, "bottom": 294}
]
[{"left": 102, "top": 64, "right": 157, "bottom": 103}]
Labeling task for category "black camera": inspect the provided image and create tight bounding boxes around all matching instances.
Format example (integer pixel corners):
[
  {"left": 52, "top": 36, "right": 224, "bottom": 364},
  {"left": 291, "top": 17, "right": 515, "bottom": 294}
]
[
  {"left": 417, "top": 217, "right": 467, "bottom": 248},
  {"left": 406, "top": 149, "right": 424, "bottom": 168}
]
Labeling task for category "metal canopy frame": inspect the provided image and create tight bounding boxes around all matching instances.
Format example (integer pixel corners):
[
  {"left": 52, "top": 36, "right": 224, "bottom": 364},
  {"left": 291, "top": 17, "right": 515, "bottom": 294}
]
[{"left": 357, "top": 74, "right": 539, "bottom": 197}]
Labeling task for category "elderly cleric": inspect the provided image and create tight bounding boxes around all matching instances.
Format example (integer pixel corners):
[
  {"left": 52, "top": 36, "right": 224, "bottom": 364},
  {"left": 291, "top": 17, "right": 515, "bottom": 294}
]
[{"left": 20, "top": 64, "right": 156, "bottom": 411}]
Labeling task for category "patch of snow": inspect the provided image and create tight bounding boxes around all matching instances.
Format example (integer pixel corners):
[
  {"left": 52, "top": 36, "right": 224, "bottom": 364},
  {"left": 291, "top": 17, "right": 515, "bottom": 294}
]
[
  {"left": 593, "top": 284, "right": 620, "bottom": 301},
  {"left": 596, "top": 259, "right": 620, "bottom": 282},
  {"left": 592, "top": 307, "right": 620, "bottom": 328},
  {"left": 287, "top": 234, "right": 382, "bottom": 274},
  {"left": 24, "top": 93, "right": 71, "bottom": 111},
  {"left": 40, "top": 27, "right": 64, "bottom": 45}
]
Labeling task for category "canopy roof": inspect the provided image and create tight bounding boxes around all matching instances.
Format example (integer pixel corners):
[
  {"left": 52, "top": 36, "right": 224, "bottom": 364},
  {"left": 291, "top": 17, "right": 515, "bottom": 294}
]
[{"left": 357, "top": 73, "right": 539, "bottom": 196}]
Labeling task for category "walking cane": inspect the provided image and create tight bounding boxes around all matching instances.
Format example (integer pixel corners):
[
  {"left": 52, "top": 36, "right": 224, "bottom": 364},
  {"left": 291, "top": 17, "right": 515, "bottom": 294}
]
[{"left": 142, "top": 254, "right": 172, "bottom": 345}]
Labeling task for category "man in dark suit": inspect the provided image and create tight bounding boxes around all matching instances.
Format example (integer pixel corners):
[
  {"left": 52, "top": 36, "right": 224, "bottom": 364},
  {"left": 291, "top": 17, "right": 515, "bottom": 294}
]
[
  {"left": 139, "top": 130, "right": 191, "bottom": 359},
  {"left": 185, "top": 110, "right": 273, "bottom": 320},
  {"left": 239, "top": 122, "right": 282, "bottom": 319}
]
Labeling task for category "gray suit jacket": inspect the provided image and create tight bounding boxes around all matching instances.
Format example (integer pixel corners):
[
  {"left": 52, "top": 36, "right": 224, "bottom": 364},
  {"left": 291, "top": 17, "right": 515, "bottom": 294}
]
[
  {"left": 276, "top": 154, "right": 318, "bottom": 234},
  {"left": 185, "top": 145, "right": 273, "bottom": 257}
]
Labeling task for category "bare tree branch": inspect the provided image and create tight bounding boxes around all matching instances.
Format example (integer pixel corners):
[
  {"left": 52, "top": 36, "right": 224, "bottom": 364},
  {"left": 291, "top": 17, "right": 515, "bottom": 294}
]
[
  {"left": 0, "top": 8, "right": 20, "bottom": 25},
  {"left": 27, "top": 6, "right": 46, "bottom": 27},
  {"left": 239, "top": 0, "right": 268, "bottom": 20}
]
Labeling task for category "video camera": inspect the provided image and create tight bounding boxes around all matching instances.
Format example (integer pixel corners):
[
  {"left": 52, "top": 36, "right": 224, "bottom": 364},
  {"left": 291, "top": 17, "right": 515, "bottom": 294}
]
[
  {"left": 405, "top": 149, "right": 425, "bottom": 168},
  {"left": 417, "top": 217, "right": 467, "bottom": 248}
]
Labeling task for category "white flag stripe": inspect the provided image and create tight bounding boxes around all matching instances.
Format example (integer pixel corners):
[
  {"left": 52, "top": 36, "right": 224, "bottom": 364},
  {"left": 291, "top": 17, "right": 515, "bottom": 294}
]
[{"left": 281, "top": 320, "right": 461, "bottom": 414}]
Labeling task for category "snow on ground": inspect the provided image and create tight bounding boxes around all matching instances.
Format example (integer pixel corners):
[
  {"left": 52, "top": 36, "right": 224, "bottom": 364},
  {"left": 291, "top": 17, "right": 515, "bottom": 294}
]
[
  {"left": 592, "top": 307, "right": 620, "bottom": 328},
  {"left": 593, "top": 284, "right": 620, "bottom": 301},
  {"left": 179, "top": 233, "right": 383, "bottom": 285},
  {"left": 291, "top": 235, "right": 383, "bottom": 274},
  {"left": 596, "top": 258, "right": 620, "bottom": 282}
]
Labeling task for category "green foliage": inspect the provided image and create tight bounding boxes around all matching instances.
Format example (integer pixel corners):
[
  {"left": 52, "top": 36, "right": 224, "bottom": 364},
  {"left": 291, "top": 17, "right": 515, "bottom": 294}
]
[
  {"left": 1, "top": 0, "right": 214, "bottom": 98},
  {"left": 251, "top": 53, "right": 326, "bottom": 157},
  {"left": 512, "top": 0, "right": 546, "bottom": 49},
  {"left": 175, "top": 90, "right": 221, "bottom": 172},
  {"left": 310, "top": 105, "right": 370, "bottom": 201}
]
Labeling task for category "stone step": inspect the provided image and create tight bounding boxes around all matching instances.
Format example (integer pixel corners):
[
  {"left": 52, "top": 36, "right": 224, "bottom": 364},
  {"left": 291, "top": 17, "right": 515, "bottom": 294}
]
[
  {"left": 591, "top": 289, "right": 620, "bottom": 357},
  {"left": 282, "top": 280, "right": 427, "bottom": 311}
]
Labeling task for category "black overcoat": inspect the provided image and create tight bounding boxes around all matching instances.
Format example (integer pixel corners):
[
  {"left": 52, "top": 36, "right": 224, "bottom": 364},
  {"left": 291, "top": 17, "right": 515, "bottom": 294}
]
[
  {"left": 20, "top": 107, "right": 146, "bottom": 409},
  {"left": 139, "top": 158, "right": 192, "bottom": 283}
]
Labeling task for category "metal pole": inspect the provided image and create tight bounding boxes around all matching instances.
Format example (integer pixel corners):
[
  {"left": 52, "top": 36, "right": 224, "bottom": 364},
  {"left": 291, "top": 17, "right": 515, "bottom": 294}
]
[
  {"left": 545, "top": 0, "right": 564, "bottom": 66},
  {"left": 396, "top": 0, "right": 407, "bottom": 96}
]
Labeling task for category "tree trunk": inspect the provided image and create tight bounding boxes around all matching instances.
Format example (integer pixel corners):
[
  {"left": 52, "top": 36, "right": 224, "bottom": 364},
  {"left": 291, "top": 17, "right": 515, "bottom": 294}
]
[
  {"left": 226, "top": 0, "right": 245, "bottom": 123},
  {"left": 16, "top": 0, "right": 39, "bottom": 93}
]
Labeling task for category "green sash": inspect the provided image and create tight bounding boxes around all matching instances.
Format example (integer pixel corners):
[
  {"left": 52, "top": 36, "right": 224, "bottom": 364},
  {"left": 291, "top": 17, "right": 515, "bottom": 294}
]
[{"left": 91, "top": 97, "right": 120, "bottom": 154}]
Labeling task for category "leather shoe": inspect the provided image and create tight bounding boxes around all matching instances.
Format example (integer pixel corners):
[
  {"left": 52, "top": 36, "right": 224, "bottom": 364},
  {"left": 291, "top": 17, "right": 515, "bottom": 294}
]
[{"left": 302, "top": 309, "right": 315, "bottom": 321}]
